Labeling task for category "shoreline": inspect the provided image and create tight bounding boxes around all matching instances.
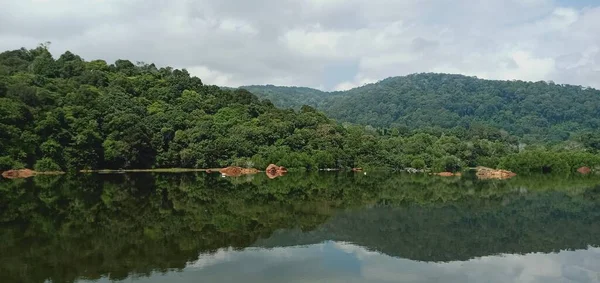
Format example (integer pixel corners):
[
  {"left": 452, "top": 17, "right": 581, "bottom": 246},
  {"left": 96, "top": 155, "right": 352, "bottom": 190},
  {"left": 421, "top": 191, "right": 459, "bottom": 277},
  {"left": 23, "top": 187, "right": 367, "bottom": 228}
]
[{"left": 79, "top": 168, "right": 226, "bottom": 174}]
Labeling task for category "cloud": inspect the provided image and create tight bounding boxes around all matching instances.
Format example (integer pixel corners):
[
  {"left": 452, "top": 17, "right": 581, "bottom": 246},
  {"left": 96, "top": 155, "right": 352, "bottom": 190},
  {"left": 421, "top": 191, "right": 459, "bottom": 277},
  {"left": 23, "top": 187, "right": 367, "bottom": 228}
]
[
  {"left": 0, "top": 0, "right": 599, "bottom": 90},
  {"left": 186, "top": 66, "right": 233, "bottom": 86},
  {"left": 333, "top": 76, "right": 377, "bottom": 91}
]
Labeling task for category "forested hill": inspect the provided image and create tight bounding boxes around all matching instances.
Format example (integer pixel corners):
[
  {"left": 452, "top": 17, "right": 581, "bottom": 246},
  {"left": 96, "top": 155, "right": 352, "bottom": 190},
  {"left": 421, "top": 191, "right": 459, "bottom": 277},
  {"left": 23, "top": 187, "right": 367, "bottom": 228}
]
[
  {"left": 0, "top": 45, "right": 355, "bottom": 171},
  {"left": 1, "top": 45, "right": 600, "bottom": 174},
  {"left": 242, "top": 74, "right": 600, "bottom": 142}
]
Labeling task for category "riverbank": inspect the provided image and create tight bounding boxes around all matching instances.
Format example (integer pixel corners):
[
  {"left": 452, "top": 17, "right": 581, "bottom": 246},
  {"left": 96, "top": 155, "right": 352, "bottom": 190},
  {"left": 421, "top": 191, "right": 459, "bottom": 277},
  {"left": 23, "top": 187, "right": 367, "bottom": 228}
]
[{"left": 79, "top": 168, "right": 222, "bottom": 174}]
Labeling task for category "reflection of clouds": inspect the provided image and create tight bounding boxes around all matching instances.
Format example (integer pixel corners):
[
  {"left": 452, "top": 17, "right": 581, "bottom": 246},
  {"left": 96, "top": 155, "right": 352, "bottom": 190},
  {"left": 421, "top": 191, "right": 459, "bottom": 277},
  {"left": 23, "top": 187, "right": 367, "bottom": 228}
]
[
  {"left": 359, "top": 246, "right": 600, "bottom": 283},
  {"left": 445, "top": 252, "right": 562, "bottom": 282},
  {"left": 331, "top": 241, "right": 380, "bottom": 260},
  {"left": 103, "top": 243, "right": 600, "bottom": 283}
]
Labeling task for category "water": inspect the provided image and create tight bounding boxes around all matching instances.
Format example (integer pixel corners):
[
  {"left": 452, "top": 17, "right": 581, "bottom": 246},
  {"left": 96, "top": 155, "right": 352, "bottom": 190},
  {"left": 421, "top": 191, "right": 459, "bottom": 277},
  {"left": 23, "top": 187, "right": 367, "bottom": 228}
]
[{"left": 1, "top": 172, "right": 600, "bottom": 283}]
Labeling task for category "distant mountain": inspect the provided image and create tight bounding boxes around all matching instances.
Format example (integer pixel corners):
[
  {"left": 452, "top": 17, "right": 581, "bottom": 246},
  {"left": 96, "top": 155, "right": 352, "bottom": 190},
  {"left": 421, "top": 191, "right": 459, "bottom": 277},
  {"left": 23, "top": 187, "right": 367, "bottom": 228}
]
[{"left": 242, "top": 73, "right": 600, "bottom": 142}]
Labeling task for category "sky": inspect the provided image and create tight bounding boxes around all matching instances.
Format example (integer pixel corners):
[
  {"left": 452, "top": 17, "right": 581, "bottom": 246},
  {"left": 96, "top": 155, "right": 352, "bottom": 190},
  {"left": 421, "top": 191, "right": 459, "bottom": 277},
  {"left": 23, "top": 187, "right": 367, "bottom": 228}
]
[{"left": 1, "top": 0, "right": 599, "bottom": 91}]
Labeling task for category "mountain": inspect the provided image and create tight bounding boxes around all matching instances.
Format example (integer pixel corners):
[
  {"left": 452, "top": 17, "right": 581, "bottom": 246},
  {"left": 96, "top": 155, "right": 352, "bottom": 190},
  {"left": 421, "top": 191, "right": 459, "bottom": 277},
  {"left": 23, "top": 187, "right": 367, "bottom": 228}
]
[{"left": 242, "top": 73, "right": 600, "bottom": 142}]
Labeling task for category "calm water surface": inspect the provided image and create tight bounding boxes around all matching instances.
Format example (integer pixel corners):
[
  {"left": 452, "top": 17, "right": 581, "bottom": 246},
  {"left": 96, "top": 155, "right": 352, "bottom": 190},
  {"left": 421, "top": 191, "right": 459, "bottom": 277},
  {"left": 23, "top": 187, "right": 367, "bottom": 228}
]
[{"left": 1, "top": 172, "right": 600, "bottom": 283}]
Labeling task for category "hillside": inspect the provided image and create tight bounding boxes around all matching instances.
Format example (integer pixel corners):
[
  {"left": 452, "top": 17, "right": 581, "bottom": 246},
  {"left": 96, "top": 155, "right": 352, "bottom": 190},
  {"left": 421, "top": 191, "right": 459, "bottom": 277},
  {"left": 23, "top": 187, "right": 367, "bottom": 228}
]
[
  {"left": 1, "top": 45, "right": 599, "bottom": 173},
  {"left": 0, "top": 46, "right": 351, "bottom": 171},
  {"left": 242, "top": 74, "right": 600, "bottom": 142}
]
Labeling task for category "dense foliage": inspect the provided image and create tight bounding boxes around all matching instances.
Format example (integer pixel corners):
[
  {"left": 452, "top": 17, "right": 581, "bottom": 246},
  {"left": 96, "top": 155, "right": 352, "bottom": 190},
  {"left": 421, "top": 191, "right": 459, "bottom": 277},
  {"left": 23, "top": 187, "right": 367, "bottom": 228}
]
[
  {"left": 2, "top": 172, "right": 600, "bottom": 282},
  {"left": 244, "top": 73, "right": 600, "bottom": 143},
  {"left": 0, "top": 45, "right": 350, "bottom": 171},
  {"left": 1, "top": 45, "right": 599, "bottom": 173}
]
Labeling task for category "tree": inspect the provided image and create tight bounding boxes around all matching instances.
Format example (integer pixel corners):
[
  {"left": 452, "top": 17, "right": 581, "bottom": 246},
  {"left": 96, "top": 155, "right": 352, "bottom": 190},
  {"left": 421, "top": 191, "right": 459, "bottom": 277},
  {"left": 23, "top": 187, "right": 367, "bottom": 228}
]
[{"left": 410, "top": 159, "right": 426, "bottom": 169}]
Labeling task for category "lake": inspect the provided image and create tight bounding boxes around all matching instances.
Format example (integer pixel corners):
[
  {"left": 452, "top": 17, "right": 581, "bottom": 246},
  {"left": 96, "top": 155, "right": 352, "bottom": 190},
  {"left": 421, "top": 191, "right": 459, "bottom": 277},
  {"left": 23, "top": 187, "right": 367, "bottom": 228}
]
[{"left": 1, "top": 172, "right": 600, "bottom": 283}]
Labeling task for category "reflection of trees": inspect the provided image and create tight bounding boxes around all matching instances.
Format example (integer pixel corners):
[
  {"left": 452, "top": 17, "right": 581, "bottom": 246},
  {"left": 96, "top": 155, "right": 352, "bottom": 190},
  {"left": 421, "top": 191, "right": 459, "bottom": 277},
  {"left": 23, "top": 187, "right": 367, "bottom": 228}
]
[
  {"left": 1, "top": 173, "right": 600, "bottom": 282},
  {"left": 255, "top": 191, "right": 600, "bottom": 262}
]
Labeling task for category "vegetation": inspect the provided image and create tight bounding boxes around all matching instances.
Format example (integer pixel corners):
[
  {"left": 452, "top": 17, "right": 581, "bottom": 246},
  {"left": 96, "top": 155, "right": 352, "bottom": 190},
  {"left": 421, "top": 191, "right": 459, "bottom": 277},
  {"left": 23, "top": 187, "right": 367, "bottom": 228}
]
[
  {"left": 244, "top": 73, "right": 600, "bottom": 143},
  {"left": 1, "top": 45, "right": 599, "bottom": 174}
]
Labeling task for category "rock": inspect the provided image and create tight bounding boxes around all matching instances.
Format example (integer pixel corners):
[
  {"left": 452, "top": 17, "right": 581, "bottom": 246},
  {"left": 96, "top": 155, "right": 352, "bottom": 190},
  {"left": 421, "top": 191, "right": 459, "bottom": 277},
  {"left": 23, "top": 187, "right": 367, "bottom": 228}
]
[
  {"left": 220, "top": 166, "right": 242, "bottom": 176},
  {"left": 266, "top": 164, "right": 287, "bottom": 173},
  {"left": 577, "top": 166, "right": 591, "bottom": 175},
  {"left": 2, "top": 169, "right": 36, "bottom": 179},
  {"left": 241, "top": 168, "right": 259, "bottom": 174},
  {"left": 352, "top": 167, "right": 363, "bottom": 172},
  {"left": 475, "top": 166, "right": 516, "bottom": 180},
  {"left": 219, "top": 167, "right": 259, "bottom": 177},
  {"left": 266, "top": 164, "right": 287, "bottom": 179}
]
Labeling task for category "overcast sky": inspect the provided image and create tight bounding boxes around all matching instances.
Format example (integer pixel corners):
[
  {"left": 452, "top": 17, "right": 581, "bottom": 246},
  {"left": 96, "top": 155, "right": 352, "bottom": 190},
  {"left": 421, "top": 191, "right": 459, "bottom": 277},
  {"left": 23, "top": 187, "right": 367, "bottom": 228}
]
[{"left": 1, "top": 0, "right": 599, "bottom": 91}]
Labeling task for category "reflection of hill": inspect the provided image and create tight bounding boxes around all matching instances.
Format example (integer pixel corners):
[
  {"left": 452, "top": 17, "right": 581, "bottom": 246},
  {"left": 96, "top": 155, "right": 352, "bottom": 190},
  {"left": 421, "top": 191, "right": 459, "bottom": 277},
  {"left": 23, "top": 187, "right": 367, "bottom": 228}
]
[
  {"left": 0, "top": 173, "right": 340, "bottom": 283},
  {"left": 0, "top": 173, "right": 600, "bottom": 282},
  {"left": 254, "top": 190, "right": 600, "bottom": 262}
]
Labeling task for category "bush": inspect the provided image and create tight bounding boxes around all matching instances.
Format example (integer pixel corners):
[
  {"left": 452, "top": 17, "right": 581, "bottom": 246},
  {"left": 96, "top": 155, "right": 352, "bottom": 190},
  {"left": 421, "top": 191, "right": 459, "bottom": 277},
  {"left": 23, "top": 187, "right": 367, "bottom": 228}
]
[
  {"left": 0, "top": 156, "right": 24, "bottom": 171},
  {"left": 433, "top": 155, "right": 463, "bottom": 172},
  {"left": 410, "top": 159, "right": 426, "bottom": 169}
]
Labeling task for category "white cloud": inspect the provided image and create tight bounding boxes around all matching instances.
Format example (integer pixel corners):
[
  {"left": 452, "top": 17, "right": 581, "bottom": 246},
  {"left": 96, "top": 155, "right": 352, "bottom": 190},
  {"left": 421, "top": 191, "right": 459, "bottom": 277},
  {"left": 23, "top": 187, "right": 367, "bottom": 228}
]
[
  {"left": 334, "top": 76, "right": 377, "bottom": 91},
  {"left": 0, "top": 0, "right": 599, "bottom": 90},
  {"left": 281, "top": 26, "right": 349, "bottom": 58},
  {"left": 186, "top": 66, "right": 233, "bottom": 86}
]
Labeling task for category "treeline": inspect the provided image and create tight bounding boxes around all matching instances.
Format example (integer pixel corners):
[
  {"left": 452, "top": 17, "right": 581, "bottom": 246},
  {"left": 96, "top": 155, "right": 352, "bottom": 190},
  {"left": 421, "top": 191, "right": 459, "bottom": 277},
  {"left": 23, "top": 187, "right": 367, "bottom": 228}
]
[{"left": 0, "top": 45, "right": 599, "bottom": 174}]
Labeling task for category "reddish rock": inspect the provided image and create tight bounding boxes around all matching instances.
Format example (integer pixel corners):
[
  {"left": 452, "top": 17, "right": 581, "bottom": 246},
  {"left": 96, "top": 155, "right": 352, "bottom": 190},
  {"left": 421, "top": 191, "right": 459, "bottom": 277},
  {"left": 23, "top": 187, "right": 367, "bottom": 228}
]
[
  {"left": 577, "top": 166, "right": 591, "bottom": 175},
  {"left": 2, "top": 169, "right": 36, "bottom": 179},
  {"left": 266, "top": 164, "right": 287, "bottom": 179},
  {"left": 266, "top": 164, "right": 287, "bottom": 173},
  {"left": 266, "top": 170, "right": 287, "bottom": 179},
  {"left": 220, "top": 166, "right": 243, "bottom": 177},
  {"left": 219, "top": 167, "right": 259, "bottom": 177},
  {"left": 241, "top": 168, "right": 259, "bottom": 174}
]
